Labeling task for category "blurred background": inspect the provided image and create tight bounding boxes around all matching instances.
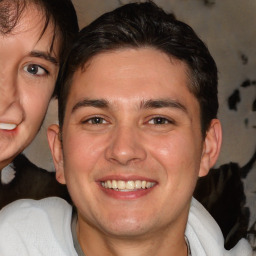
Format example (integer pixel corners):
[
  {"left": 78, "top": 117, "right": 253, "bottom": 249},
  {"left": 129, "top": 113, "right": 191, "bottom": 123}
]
[{"left": 23, "top": 0, "right": 256, "bottom": 250}]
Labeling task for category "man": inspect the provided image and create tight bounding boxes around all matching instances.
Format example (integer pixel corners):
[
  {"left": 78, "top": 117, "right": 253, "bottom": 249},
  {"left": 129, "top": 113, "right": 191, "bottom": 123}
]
[{"left": 0, "top": 1, "right": 252, "bottom": 255}]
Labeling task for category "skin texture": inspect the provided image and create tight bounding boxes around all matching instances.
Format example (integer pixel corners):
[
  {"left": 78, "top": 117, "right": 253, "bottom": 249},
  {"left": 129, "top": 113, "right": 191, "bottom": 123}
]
[
  {"left": 0, "top": 5, "right": 60, "bottom": 170},
  {"left": 48, "top": 48, "right": 222, "bottom": 256}
]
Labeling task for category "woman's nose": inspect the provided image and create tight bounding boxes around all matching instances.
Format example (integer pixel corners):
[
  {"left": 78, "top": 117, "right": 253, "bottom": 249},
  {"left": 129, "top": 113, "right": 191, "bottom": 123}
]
[{"left": 0, "top": 75, "right": 19, "bottom": 115}]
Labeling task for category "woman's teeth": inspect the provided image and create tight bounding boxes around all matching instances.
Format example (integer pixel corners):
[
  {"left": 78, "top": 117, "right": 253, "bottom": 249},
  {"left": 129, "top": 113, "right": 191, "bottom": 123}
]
[
  {"left": 0, "top": 123, "right": 17, "bottom": 130},
  {"left": 101, "top": 180, "right": 155, "bottom": 191}
]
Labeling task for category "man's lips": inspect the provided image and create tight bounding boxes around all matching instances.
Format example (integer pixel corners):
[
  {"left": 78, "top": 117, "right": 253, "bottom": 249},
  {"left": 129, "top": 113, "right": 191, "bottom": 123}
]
[{"left": 100, "top": 179, "right": 156, "bottom": 191}]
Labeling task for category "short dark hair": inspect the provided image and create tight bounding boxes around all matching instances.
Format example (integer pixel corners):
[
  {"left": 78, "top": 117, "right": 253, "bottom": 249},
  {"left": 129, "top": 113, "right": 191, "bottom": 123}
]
[
  {"left": 58, "top": 1, "right": 218, "bottom": 136},
  {"left": 0, "top": 0, "right": 79, "bottom": 96}
]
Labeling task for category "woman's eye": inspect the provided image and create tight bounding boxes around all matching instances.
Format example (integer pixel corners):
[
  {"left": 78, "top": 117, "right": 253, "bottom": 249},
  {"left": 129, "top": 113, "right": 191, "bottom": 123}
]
[
  {"left": 148, "top": 117, "right": 172, "bottom": 125},
  {"left": 85, "top": 117, "right": 106, "bottom": 125},
  {"left": 24, "top": 64, "right": 48, "bottom": 76}
]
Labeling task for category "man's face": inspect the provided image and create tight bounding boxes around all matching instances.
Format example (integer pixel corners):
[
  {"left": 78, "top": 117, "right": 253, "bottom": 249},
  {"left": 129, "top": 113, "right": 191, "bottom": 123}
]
[{"left": 49, "top": 48, "right": 220, "bottom": 238}]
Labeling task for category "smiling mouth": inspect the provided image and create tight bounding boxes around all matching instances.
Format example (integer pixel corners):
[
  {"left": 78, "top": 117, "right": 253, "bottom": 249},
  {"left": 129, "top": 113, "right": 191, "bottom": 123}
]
[
  {"left": 0, "top": 123, "right": 17, "bottom": 130},
  {"left": 101, "top": 180, "right": 156, "bottom": 191}
]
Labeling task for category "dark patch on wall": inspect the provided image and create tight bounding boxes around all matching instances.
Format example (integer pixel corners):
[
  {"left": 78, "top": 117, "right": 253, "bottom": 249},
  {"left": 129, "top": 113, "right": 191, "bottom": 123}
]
[
  {"left": 228, "top": 79, "right": 256, "bottom": 129},
  {"left": 253, "top": 99, "right": 256, "bottom": 111},
  {"left": 240, "top": 78, "right": 256, "bottom": 116},
  {"left": 228, "top": 89, "right": 240, "bottom": 110},
  {"left": 239, "top": 52, "right": 248, "bottom": 65},
  {"left": 241, "top": 79, "right": 251, "bottom": 88},
  {"left": 244, "top": 118, "right": 249, "bottom": 128},
  {"left": 203, "top": 0, "right": 215, "bottom": 7},
  {"left": 240, "top": 79, "right": 256, "bottom": 88}
]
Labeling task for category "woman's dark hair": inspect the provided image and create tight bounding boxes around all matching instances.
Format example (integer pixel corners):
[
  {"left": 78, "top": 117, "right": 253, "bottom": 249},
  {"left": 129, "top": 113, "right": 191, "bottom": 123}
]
[
  {"left": 0, "top": 0, "right": 79, "bottom": 96},
  {"left": 58, "top": 1, "right": 218, "bottom": 136}
]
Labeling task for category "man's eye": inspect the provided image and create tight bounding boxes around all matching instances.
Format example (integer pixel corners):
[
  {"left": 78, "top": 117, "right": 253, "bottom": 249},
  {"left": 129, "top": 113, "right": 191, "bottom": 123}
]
[
  {"left": 24, "top": 64, "right": 48, "bottom": 76},
  {"left": 148, "top": 117, "right": 171, "bottom": 125},
  {"left": 85, "top": 117, "right": 106, "bottom": 124}
]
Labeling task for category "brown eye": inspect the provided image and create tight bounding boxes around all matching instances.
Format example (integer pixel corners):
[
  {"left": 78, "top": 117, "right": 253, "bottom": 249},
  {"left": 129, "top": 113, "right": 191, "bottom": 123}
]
[
  {"left": 149, "top": 117, "right": 171, "bottom": 125},
  {"left": 91, "top": 117, "right": 104, "bottom": 124},
  {"left": 24, "top": 64, "right": 48, "bottom": 76},
  {"left": 83, "top": 117, "right": 106, "bottom": 125}
]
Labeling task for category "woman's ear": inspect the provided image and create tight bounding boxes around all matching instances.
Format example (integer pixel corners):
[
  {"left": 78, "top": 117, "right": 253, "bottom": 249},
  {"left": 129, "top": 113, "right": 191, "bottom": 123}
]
[
  {"left": 47, "top": 124, "right": 66, "bottom": 184},
  {"left": 199, "top": 119, "right": 222, "bottom": 177}
]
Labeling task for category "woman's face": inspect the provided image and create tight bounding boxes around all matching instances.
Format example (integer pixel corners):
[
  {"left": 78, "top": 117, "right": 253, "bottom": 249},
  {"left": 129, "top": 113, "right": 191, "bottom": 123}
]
[{"left": 0, "top": 5, "right": 60, "bottom": 169}]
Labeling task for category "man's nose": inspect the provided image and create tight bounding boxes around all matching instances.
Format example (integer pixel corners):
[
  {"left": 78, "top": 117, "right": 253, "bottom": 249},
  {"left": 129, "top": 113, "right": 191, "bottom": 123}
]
[{"left": 105, "top": 125, "right": 147, "bottom": 166}]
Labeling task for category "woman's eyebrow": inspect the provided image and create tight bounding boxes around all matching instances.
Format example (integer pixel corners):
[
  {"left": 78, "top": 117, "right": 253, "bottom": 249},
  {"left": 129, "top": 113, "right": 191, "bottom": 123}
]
[{"left": 29, "top": 50, "right": 58, "bottom": 65}]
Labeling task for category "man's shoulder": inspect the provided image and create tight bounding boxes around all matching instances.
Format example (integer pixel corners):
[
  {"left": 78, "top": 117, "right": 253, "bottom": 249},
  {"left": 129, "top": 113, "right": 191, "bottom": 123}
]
[{"left": 186, "top": 198, "right": 252, "bottom": 256}]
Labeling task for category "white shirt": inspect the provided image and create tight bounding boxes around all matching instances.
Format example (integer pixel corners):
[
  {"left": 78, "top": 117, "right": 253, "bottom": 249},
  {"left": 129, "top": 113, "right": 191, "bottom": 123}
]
[{"left": 0, "top": 197, "right": 252, "bottom": 256}]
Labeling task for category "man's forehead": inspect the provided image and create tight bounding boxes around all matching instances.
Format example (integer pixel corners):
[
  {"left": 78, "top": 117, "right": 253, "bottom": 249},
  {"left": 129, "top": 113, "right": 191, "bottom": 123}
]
[
  {"left": 66, "top": 48, "right": 197, "bottom": 111},
  {"left": 78, "top": 47, "right": 190, "bottom": 73},
  {"left": 71, "top": 49, "right": 191, "bottom": 84}
]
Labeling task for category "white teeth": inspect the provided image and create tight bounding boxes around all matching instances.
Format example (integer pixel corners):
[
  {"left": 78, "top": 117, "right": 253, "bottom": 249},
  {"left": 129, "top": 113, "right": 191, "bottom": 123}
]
[
  {"left": 112, "top": 180, "right": 118, "bottom": 189},
  {"left": 101, "top": 180, "right": 156, "bottom": 191},
  {"left": 0, "top": 123, "right": 17, "bottom": 130},
  {"left": 135, "top": 180, "right": 141, "bottom": 189},
  {"left": 117, "top": 180, "right": 126, "bottom": 190},
  {"left": 107, "top": 180, "right": 112, "bottom": 188},
  {"left": 126, "top": 180, "right": 134, "bottom": 190},
  {"left": 146, "top": 182, "right": 153, "bottom": 188}
]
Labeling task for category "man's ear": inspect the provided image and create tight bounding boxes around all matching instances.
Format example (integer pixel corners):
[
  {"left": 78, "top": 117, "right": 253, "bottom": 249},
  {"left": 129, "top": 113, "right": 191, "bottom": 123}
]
[
  {"left": 199, "top": 119, "right": 222, "bottom": 177},
  {"left": 47, "top": 124, "right": 66, "bottom": 184}
]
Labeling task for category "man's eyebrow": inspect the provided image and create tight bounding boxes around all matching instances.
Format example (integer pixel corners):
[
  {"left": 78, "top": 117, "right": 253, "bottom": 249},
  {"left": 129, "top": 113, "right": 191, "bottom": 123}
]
[
  {"left": 72, "top": 99, "right": 109, "bottom": 113},
  {"left": 30, "top": 51, "right": 58, "bottom": 65},
  {"left": 141, "top": 99, "right": 187, "bottom": 113}
]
